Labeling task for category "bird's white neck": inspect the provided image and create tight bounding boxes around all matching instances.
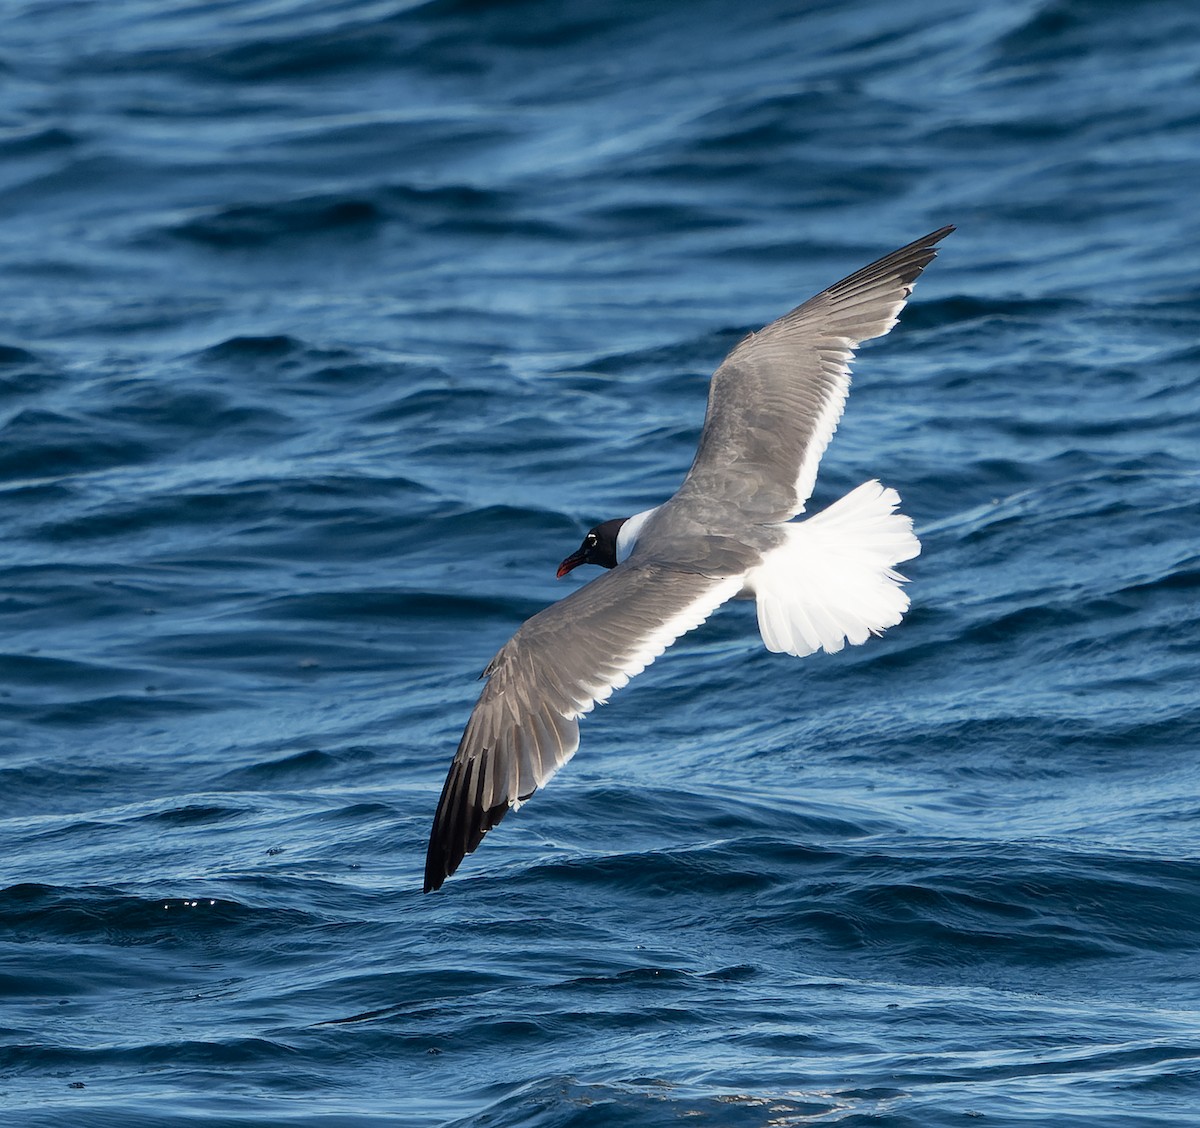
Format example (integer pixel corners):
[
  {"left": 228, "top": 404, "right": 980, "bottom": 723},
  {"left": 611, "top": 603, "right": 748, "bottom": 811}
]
[{"left": 615, "top": 506, "right": 660, "bottom": 564}]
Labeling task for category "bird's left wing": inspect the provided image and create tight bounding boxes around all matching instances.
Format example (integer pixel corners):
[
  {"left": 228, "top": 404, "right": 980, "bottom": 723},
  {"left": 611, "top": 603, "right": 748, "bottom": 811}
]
[
  {"left": 424, "top": 563, "right": 743, "bottom": 891},
  {"left": 675, "top": 226, "right": 953, "bottom": 525}
]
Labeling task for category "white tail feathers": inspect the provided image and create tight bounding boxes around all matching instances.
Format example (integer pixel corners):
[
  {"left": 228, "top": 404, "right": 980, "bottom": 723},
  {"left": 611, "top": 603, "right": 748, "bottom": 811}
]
[{"left": 747, "top": 480, "right": 920, "bottom": 657}]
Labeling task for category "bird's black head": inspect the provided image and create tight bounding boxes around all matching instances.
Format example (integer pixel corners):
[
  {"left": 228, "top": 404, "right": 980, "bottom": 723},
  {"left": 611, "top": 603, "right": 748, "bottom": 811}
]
[{"left": 556, "top": 517, "right": 627, "bottom": 578}]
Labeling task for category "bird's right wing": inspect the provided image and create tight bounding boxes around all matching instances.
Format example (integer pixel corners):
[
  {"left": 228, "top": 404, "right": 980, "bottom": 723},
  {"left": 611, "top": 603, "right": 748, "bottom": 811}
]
[
  {"left": 674, "top": 226, "right": 953, "bottom": 525},
  {"left": 424, "top": 563, "right": 743, "bottom": 891}
]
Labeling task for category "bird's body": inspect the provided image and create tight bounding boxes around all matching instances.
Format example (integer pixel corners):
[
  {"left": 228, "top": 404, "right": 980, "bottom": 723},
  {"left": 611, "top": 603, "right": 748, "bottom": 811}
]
[{"left": 424, "top": 226, "right": 953, "bottom": 892}]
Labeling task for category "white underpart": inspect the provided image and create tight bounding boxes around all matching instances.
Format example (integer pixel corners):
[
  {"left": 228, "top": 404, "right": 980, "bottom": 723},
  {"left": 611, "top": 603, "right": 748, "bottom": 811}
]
[
  {"left": 615, "top": 505, "right": 661, "bottom": 563},
  {"left": 746, "top": 479, "right": 920, "bottom": 657},
  {"left": 565, "top": 574, "right": 743, "bottom": 720}
]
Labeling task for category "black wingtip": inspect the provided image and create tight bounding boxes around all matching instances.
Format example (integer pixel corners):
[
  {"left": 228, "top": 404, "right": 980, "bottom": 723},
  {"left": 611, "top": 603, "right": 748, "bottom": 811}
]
[
  {"left": 423, "top": 756, "right": 513, "bottom": 893},
  {"left": 914, "top": 224, "right": 955, "bottom": 270},
  {"left": 423, "top": 825, "right": 450, "bottom": 892},
  {"left": 824, "top": 224, "right": 955, "bottom": 303},
  {"left": 423, "top": 863, "right": 446, "bottom": 895},
  {"left": 909, "top": 224, "right": 956, "bottom": 248},
  {"left": 914, "top": 224, "right": 955, "bottom": 268},
  {"left": 897, "top": 223, "right": 956, "bottom": 263}
]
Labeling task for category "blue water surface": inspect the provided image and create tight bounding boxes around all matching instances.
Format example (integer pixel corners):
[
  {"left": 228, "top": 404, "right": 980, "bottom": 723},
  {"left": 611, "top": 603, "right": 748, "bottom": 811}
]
[{"left": 2, "top": 1, "right": 1199, "bottom": 1124}]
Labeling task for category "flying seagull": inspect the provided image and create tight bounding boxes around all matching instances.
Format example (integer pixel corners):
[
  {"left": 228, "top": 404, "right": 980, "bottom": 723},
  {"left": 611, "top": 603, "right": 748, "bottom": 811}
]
[{"left": 424, "top": 226, "right": 953, "bottom": 892}]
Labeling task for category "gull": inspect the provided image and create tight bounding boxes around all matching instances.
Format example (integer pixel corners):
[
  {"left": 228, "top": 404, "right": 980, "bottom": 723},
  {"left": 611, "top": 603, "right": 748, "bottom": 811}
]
[{"left": 424, "top": 226, "right": 953, "bottom": 891}]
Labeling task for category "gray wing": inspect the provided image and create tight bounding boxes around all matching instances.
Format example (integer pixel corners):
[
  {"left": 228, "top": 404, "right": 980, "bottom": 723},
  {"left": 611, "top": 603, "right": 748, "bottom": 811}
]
[
  {"left": 673, "top": 226, "right": 953, "bottom": 525},
  {"left": 424, "top": 563, "right": 743, "bottom": 891}
]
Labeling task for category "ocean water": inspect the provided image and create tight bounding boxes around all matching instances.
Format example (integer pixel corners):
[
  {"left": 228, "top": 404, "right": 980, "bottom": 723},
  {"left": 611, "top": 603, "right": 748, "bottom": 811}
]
[{"left": 2, "top": 0, "right": 1199, "bottom": 1124}]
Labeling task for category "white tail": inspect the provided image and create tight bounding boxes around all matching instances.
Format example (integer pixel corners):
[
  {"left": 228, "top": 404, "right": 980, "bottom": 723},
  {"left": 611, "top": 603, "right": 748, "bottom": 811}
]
[{"left": 747, "top": 480, "right": 920, "bottom": 657}]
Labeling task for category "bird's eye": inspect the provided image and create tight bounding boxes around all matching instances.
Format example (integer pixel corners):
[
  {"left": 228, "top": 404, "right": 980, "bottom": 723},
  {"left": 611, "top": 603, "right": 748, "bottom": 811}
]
[{"left": 587, "top": 534, "right": 597, "bottom": 545}]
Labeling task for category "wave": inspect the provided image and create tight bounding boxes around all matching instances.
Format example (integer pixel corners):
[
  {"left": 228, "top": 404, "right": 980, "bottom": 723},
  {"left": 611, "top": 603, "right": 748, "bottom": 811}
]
[
  {"left": 0, "top": 881, "right": 318, "bottom": 943},
  {"left": 166, "top": 184, "right": 563, "bottom": 248}
]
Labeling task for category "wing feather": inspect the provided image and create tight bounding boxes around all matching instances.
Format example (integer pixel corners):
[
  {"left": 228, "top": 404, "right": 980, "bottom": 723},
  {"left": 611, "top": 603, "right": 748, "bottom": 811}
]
[
  {"left": 424, "top": 564, "right": 742, "bottom": 891},
  {"left": 673, "top": 226, "right": 953, "bottom": 524}
]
